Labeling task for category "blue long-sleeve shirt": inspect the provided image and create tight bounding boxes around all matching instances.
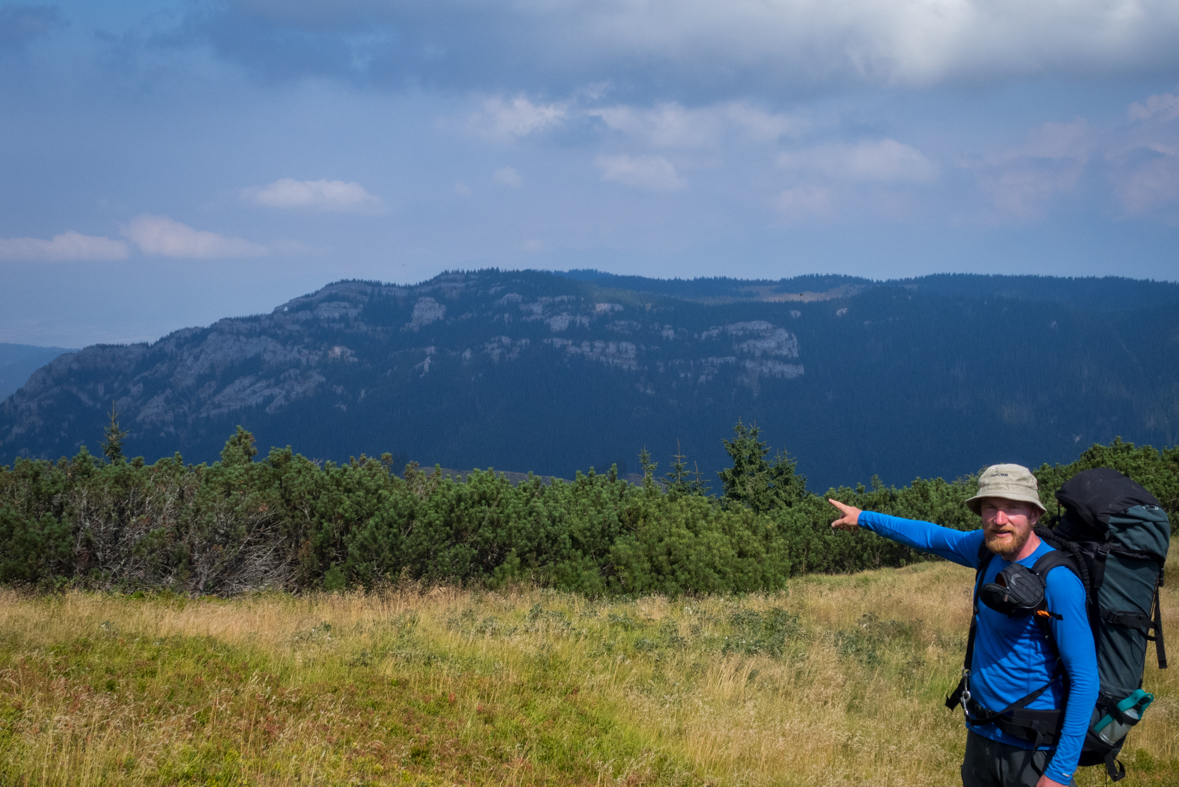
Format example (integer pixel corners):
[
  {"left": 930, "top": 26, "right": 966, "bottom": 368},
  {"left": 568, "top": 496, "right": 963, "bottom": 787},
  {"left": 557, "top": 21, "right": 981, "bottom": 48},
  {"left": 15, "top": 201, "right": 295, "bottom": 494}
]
[{"left": 860, "top": 511, "right": 1098, "bottom": 785}]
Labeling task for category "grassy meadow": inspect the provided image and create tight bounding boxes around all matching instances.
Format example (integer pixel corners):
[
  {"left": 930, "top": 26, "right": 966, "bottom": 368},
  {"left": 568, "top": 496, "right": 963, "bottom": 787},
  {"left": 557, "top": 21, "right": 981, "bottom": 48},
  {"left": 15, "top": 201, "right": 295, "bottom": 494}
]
[{"left": 1, "top": 559, "right": 1175, "bottom": 787}]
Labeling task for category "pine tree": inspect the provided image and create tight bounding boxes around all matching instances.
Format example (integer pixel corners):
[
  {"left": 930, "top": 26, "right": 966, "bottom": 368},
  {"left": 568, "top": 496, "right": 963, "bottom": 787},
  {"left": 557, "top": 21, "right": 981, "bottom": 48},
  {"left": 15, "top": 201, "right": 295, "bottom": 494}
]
[
  {"left": 665, "top": 440, "right": 692, "bottom": 498},
  {"left": 101, "top": 402, "right": 128, "bottom": 464},
  {"left": 638, "top": 446, "right": 660, "bottom": 493},
  {"left": 717, "top": 420, "right": 806, "bottom": 513},
  {"left": 766, "top": 448, "right": 807, "bottom": 508},
  {"left": 220, "top": 426, "right": 258, "bottom": 466},
  {"left": 690, "top": 461, "right": 711, "bottom": 496}
]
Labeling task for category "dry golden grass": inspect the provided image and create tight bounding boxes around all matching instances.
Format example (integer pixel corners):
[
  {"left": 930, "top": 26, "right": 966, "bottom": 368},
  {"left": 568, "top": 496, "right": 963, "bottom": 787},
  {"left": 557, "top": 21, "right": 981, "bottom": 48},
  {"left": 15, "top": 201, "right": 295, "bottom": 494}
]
[{"left": 0, "top": 559, "right": 1175, "bottom": 786}]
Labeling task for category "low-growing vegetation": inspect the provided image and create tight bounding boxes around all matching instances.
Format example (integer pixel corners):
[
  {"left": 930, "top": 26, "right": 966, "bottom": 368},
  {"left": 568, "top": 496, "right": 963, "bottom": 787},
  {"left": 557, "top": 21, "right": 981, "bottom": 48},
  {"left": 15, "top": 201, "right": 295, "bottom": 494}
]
[
  {"left": 1, "top": 559, "right": 1174, "bottom": 786},
  {"left": 2, "top": 424, "right": 1174, "bottom": 784},
  {"left": 1, "top": 419, "right": 1175, "bottom": 595}
]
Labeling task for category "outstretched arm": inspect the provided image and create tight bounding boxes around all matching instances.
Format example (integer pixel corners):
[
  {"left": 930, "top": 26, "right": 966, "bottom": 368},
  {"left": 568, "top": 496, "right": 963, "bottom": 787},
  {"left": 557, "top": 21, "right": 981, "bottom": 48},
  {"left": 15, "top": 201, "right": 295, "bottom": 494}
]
[{"left": 827, "top": 499, "right": 984, "bottom": 568}]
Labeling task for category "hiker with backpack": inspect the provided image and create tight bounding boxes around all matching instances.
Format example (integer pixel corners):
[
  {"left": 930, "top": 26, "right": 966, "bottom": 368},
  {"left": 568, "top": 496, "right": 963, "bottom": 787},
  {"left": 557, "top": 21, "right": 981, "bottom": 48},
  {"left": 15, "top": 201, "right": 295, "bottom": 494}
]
[
  {"left": 830, "top": 464, "right": 1169, "bottom": 786},
  {"left": 830, "top": 464, "right": 1097, "bottom": 787}
]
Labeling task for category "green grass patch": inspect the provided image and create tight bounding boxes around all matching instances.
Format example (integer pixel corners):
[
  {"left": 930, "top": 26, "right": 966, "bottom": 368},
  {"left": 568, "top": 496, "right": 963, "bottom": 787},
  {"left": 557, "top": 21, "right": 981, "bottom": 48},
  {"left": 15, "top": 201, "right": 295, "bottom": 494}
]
[{"left": 1, "top": 564, "right": 1175, "bottom": 786}]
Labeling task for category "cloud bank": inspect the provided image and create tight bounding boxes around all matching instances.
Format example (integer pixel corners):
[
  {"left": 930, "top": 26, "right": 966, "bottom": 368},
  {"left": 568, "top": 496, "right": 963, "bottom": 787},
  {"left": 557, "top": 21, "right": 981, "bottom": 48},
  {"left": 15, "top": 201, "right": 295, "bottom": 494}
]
[{"left": 176, "top": 0, "right": 1179, "bottom": 97}]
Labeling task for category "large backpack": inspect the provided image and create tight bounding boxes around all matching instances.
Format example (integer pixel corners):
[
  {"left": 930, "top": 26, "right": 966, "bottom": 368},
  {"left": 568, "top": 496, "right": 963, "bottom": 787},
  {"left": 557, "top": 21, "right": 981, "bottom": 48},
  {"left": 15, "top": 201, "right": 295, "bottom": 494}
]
[{"left": 947, "top": 468, "right": 1169, "bottom": 782}]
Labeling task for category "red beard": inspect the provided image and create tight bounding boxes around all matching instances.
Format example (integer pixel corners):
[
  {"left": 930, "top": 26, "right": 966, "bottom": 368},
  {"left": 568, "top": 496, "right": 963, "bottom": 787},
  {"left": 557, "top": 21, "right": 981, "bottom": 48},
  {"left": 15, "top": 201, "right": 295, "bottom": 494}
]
[{"left": 985, "top": 526, "right": 1031, "bottom": 559}]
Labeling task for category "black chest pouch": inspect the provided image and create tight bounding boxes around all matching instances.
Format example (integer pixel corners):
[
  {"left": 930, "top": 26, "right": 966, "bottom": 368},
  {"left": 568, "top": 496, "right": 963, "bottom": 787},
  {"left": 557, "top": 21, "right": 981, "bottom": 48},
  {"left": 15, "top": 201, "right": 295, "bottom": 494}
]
[{"left": 979, "top": 562, "right": 1047, "bottom": 617}]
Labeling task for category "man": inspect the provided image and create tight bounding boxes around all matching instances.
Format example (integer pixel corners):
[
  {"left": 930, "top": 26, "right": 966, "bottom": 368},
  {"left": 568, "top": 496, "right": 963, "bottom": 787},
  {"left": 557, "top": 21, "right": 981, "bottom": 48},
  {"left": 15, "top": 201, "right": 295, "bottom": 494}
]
[{"left": 829, "top": 464, "right": 1098, "bottom": 787}]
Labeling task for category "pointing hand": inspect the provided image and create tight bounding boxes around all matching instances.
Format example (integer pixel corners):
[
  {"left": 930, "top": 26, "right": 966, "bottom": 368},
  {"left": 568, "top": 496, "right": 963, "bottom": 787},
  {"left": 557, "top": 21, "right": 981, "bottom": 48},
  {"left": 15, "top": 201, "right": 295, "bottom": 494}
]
[{"left": 828, "top": 499, "right": 862, "bottom": 530}]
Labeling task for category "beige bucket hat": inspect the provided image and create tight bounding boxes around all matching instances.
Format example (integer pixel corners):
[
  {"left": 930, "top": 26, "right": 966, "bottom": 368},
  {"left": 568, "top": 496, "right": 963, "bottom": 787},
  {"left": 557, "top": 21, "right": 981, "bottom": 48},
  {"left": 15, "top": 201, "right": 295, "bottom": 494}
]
[{"left": 965, "top": 463, "right": 1047, "bottom": 515}]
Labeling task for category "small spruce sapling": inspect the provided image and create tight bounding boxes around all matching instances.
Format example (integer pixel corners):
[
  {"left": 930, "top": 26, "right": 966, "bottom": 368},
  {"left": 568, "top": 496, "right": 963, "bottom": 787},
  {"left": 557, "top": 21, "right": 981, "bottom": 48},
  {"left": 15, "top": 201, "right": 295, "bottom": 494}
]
[
  {"left": 638, "top": 446, "right": 659, "bottom": 493},
  {"left": 691, "top": 461, "right": 711, "bottom": 496},
  {"left": 665, "top": 440, "right": 693, "bottom": 498}
]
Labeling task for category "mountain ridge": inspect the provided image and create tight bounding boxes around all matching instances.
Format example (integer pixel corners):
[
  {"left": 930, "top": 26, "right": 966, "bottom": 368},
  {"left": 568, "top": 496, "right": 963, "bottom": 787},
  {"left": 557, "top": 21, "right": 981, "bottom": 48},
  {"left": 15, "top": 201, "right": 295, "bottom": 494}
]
[{"left": 2, "top": 270, "right": 1177, "bottom": 491}]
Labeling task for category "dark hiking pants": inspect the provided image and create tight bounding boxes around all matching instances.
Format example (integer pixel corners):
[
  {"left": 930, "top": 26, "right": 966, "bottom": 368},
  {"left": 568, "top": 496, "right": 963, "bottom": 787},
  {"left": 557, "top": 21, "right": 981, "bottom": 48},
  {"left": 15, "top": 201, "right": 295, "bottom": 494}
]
[{"left": 961, "top": 731, "right": 1078, "bottom": 787}]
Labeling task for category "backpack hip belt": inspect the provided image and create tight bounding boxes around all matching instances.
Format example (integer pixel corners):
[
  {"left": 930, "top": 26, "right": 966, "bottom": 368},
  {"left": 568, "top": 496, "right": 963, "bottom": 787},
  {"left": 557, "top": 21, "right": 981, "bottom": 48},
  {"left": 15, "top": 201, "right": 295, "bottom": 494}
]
[{"left": 963, "top": 694, "right": 1064, "bottom": 748}]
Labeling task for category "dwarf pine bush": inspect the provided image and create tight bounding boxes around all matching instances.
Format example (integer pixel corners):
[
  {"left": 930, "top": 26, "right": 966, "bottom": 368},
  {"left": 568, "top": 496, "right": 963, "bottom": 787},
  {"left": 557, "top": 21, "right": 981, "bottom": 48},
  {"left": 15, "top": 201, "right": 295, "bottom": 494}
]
[{"left": 0, "top": 427, "right": 1175, "bottom": 595}]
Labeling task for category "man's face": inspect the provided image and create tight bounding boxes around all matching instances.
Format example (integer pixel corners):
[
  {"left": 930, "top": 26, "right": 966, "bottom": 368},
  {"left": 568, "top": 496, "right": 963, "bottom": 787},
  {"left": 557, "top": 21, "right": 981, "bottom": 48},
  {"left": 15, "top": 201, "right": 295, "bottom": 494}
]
[{"left": 980, "top": 497, "right": 1041, "bottom": 559}]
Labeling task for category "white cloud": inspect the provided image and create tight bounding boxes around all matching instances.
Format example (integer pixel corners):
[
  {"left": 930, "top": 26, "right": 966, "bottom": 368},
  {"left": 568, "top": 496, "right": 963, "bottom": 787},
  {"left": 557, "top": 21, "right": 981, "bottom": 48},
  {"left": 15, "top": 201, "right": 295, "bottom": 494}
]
[
  {"left": 455, "top": 181, "right": 473, "bottom": 197},
  {"left": 493, "top": 166, "right": 523, "bottom": 187},
  {"left": 1105, "top": 90, "right": 1179, "bottom": 217},
  {"left": 777, "top": 139, "right": 938, "bottom": 183},
  {"left": 477, "top": 95, "right": 568, "bottom": 139},
  {"left": 722, "top": 103, "right": 809, "bottom": 143},
  {"left": 123, "top": 215, "right": 270, "bottom": 259},
  {"left": 591, "top": 103, "right": 720, "bottom": 148},
  {"left": 775, "top": 186, "right": 835, "bottom": 222},
  {"left": 983, "top": 167, "right": 1085, "bottom": 219},
  {"left": 588, "top": 101, "right": 805, "bottom": 148},
  {"left": 0, "top": 231, "right": 128, "bottom": 262},
  {"left": 1110, "top": 148, "right": 1179, "bottom": 216},
  {"left": 991, "top": 120, "right": 1093, "bottom": 164},
  {"left": 967, "top": 120, "right": 1093, "bottom": 219},
  {"left": 1129, "top": 87, "right": 1179, "bottom": 123},
  {"left": 1104, "top": 89, "right": 1179, "bottom": 217},
  {"left": 269, "top": 239, "right": 316, "bottom": 255},
  {"left": 595, "top": 154, "right": 687, "bottom": 192},
  {"left": 242, "top": 178, "right": 382, "bottom": 212}
]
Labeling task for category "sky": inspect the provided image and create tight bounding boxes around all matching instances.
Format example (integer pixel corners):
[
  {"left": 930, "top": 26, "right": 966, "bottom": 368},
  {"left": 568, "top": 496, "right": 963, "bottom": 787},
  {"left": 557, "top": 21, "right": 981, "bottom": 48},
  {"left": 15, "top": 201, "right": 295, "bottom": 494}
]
[{"left": 1, "top": 0, "right": 1178, "bottom": 347}]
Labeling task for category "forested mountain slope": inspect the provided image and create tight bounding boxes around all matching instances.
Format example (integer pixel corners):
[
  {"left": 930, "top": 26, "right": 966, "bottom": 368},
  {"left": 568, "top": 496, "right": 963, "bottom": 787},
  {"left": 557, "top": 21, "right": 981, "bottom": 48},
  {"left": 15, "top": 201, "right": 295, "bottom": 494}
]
[{"left": 2, "top": 270, "right": 1177, "bottom": 491}]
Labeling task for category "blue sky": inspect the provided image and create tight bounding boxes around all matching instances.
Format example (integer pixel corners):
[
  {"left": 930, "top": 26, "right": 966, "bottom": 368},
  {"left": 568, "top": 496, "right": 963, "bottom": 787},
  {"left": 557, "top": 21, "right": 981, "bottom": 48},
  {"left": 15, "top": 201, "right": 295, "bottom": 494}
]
[{"left": 2, "top": 0, "right": 1178, "bottom": 346}]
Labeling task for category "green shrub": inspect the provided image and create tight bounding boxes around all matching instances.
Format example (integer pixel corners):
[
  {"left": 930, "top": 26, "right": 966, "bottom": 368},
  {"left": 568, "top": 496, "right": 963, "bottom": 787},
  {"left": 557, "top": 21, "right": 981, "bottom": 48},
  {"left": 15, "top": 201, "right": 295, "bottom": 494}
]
[{"left": 0, "top": 427, "right": 1173, "bottom": 595}]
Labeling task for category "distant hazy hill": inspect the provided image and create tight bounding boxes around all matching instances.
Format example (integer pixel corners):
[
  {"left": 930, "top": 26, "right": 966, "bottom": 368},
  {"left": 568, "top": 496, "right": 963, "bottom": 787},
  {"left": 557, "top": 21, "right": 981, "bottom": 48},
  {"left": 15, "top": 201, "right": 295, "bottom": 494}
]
[
  {"left": 1, "top": 271, "right": 1177, "bottom": 491},
  {"left": 0, "top": 343, "right": 76, "bottom": 402}
]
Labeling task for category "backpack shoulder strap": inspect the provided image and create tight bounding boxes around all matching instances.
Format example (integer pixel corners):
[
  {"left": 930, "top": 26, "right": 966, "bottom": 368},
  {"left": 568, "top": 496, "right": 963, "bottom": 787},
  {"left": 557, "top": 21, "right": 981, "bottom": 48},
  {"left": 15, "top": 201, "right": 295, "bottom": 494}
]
[
  {"left": 967, "top": 542, "right": 995, "bottom": 663},
  {"left": 1151, "top": 577, "right": 1168, "bottom": 669},
  {"left": 1030, "top": 543, "right": 1089, "bottom": 642},
  {"left": 974, "top": 538, "right": 993, "bottom": 578},
  {"left": 1030, "top": 548, "right": 1081, "bottom": 585},
  {"left": 1034, "top": 526, "right": 1090, "bottom": 589},
  {"left": 947, "top": 541, "right": 994, "bottom": 711}
]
